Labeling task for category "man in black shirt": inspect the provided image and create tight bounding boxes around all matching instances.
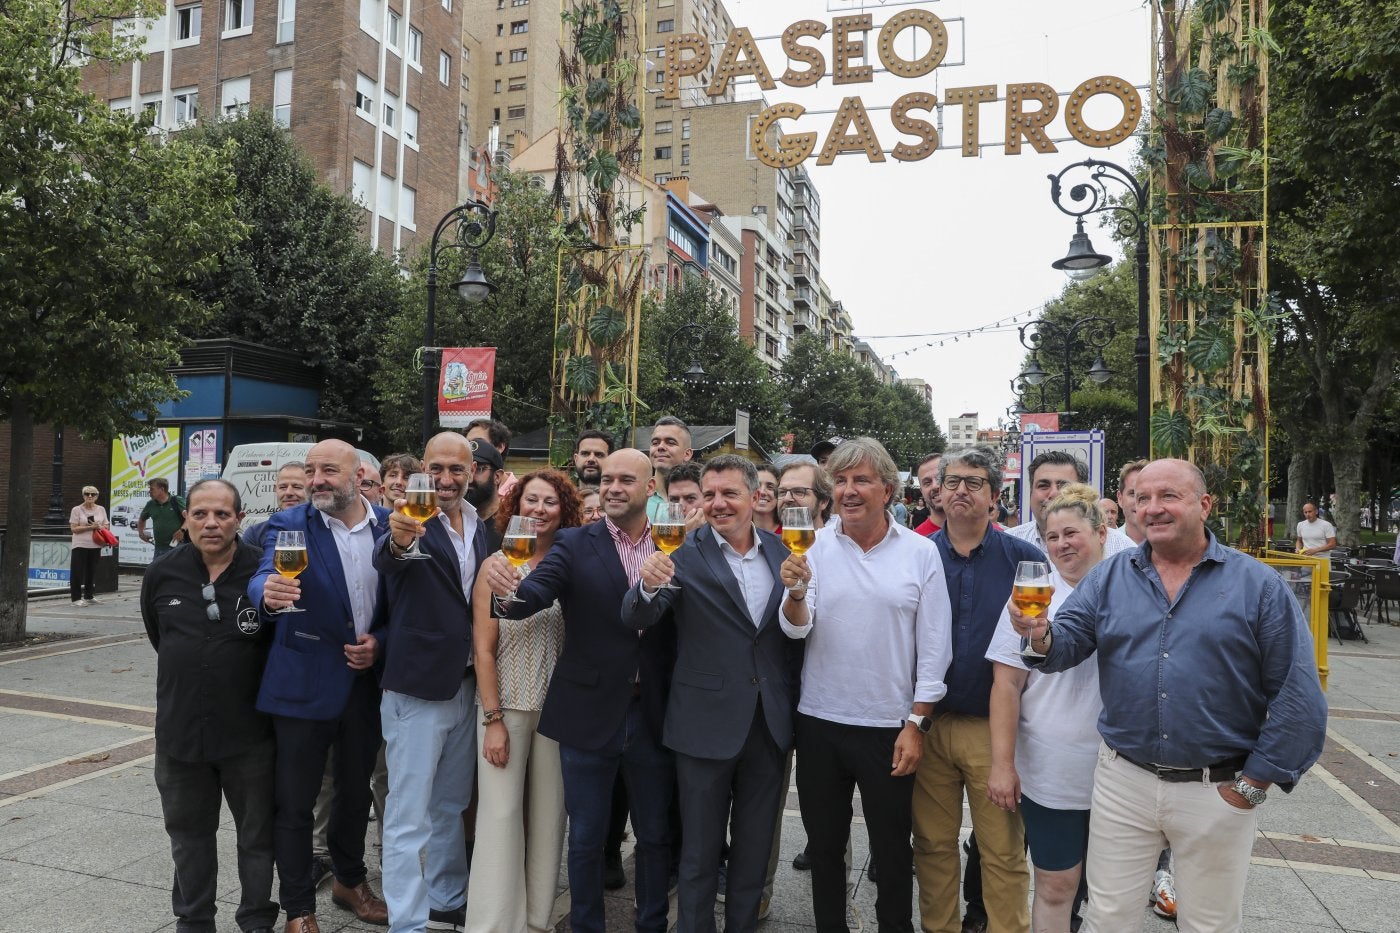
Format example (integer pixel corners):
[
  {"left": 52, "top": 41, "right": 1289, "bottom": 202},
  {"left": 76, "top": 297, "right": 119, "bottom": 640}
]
[{"left": 142, "top": 478, "right": 277, "bottom": 933}]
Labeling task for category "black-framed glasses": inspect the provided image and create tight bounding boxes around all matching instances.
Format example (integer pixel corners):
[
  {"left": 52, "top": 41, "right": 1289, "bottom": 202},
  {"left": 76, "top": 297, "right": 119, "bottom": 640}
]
[
  {"left": 201, "top": 583, "right": 221, "bottom": 622},
  {"left": 777, "top": 486, "right": 813, "bottom": 499},
  {"left": 359, "top": 480, "right": 383, "bottom": 490},
  {"left": 942, "top": 474, "right": 989, "bottom": 492},
  {"left": 83, "top": 492, "right": 98, "bottom": 497}
]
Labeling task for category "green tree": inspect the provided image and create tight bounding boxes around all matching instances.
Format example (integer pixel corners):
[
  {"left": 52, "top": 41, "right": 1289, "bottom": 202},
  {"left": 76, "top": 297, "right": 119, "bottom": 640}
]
[
  {"left": 376, "top": 171, "right": 566, "bottom": 452},
  {"left": 184, "top": 109, "right": 403, "bottom": 448},
  {"left": 0, "top": 0, "right": 243, "bottom": 641}
]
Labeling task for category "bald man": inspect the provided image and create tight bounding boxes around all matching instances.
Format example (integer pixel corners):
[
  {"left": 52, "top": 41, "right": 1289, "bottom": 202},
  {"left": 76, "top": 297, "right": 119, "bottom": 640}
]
[
  {"left": 251, "top": 440, "right": 392, "bottom": 931},
  {"left": 1098, "top": 497, "right": 1120, "bottom": 528},
  {"left": 484, "top": 448, "right": 678, "bottom": 933}
]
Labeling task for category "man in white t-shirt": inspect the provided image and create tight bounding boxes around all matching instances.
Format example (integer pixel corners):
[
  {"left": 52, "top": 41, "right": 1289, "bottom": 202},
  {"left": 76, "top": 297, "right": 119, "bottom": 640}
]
[{"left": 1294, "top": 502, "right": 1337, "bottom": 559}]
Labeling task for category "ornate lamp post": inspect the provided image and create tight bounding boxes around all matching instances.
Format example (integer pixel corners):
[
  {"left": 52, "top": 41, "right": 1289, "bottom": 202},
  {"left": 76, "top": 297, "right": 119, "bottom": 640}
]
[
  {"left": 421, "top": 200, "right": 497, "bottom": 447},
  {"left": 1047, "top": 158, "right": 1149, "bottom": 456},
  {"left": 1015, "top": 316, "right": 1117, "bottom": 417},
  {"left": 664, "top": 321, "right": 707, "bottom": 388}
]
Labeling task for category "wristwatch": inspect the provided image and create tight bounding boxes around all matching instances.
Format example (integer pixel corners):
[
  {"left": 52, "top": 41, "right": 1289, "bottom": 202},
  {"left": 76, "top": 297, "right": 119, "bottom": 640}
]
[
  {"left": 905, "top": 714, "right": 932, "bottom": 734},
  {"left": 1230, "top": 777, "right": 1267, "bottom": 806}
]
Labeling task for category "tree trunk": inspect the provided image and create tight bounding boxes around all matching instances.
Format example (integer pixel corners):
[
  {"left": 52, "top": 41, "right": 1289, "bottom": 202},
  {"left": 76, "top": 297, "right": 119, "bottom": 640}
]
[
  {"left": 1331, "top": 442, "right": 1366, "bottom": 548},
  {"left": 1286, "top": 451, "right": 1309, "bottom": 545},
  {"left": 0, "top": 396, "right": 34, "bottom": 642}
]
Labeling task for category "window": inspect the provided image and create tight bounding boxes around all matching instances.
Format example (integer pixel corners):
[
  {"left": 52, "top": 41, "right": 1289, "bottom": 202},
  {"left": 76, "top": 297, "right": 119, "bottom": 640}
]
[
  {"left": 494, "top": 51, "right": 502, "bottom": 64},
  {"left": 355, "top": 73, "right": 375, "bottom": 119},
  {"left": 386, "top": 10, "right": 400, "bottom": 48},
  {"left": 654, "top": 146, "right": 671, "bottom": 159},
  {"left": 681, "top": 118, "right": 690, "bottom": 139},
  {"left": 655, "top": 173, "right": 670, "bottom": 184},
  {"left": 439, "top": 50, "right": 450, "bottom": 84},
  {"left": 508, "top": 76, "right": 525, "bottom": 91},
  {"left": 493, "top": 79, "right": 501, "bottom": 93},
  {"left": 276, "top": 0, "right": 293, "bottom": 42},
  {"left": 655, "top": 120, "right": 671, "bottom": 134},
  {"left": 383, "top": 89, "right": 398, "bottom": 132},
  {"left": 495, "top": 23, "right": 503, "bottom": 36},
  {"left": 224, "top": 0, "right": 251, "bottom": 33},
  {"left": 359, "top": 0, "right": 381, "bottom": 36},
  {"left": 111, "top": 97, "right": 132, "bottom": 113},
  {"left": 512, "top": 0, "right": 528, "bottom": 5},
  {"left": 175, "top": 3, "right": 201, "bottom": 41},
  {"left": 404, "top": 104, "right": 419, "bottom": 146},
  {"left": 680, "top": 144, "right": 689, "bottom": 166},
  {"left": 510, "top": 19, "right": 527, "bottom": 33},
  {"left": 507, "top": 105, "right": 525, "bottom": 119},
  {"left": 656, "top": 18, "right": 673, "bottom": 31},
  {"left": 400, "top": 185, "right": 416, "bottom": 230},
  {"left": 441, "top": 0, "right": 451, "bottom": 11},
  {"left": 273, "top": 69, "right": 292, "bottom": 126},
  {"left": 141, "top": 96, "right": 162, "bottom": 126},
  {"left": 221, "top": 76, "right": 250, "bottom": 116},
  {"left": 173, "top": 88, "right": 199, "bottom": 125},
  {"left": 352, "top": 160, "right": 373, "bottom": 205},
  {"left": 509, "top": 47, "right": 526, "bottom": 62}
]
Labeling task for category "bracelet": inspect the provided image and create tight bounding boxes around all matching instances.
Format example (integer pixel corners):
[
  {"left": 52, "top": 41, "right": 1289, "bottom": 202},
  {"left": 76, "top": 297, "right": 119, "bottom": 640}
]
[
  {"left": 482, "top": 708, "right": 505, "bottom": 726},
  {"left": 389, "top": 537, "right": 410, "bottom": 557},
  {"left": 788, "top": 589, "right": 806, "bottom": 602}
]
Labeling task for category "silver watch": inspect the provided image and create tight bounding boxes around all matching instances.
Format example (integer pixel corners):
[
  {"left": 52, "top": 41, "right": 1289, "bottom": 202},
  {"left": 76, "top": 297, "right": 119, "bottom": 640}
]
[{"left": 1230, "top": 777, "right": 1267, "bottom": 806}]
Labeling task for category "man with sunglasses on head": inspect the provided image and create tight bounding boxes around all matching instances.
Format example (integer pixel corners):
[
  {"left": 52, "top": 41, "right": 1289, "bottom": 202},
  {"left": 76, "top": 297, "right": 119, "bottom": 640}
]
[{"left": 143, "top": 478, "right": 279, "bottom": 933}]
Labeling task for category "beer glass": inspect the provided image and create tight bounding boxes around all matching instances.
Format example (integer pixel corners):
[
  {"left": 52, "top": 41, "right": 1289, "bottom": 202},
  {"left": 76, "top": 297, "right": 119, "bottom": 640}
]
[
  {"left": 395, "top": 472, "right": 438, "bottom": 559},
  {"left": 273, "top": 529, "right": 308, "bottom": 613},
  {"left": 649, "top": 502, "right": 687, "bottom": 589},
  {"left": 499, "top": 515, "right": 537, "bottom": 604},
  {"left": 780, "top": 506, "right": 815, "bottom": 555},
  {"left": 1013, "top": 560, "right": 1053, "bottom": 653}
]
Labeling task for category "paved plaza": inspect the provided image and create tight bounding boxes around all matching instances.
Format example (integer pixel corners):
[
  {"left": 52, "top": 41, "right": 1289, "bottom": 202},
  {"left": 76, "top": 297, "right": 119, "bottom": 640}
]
[{"left": 1, "top": 577, "right": 1398, "bottom": 932}]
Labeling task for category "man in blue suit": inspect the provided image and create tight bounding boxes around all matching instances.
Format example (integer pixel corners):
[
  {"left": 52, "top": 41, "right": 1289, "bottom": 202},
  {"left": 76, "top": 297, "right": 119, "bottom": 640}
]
[
  {"left": 483, "top": 447, "right": 676, "bottom": 933},
  {"left": 251, "top": 439, "right": 391, "bottom": 933},
  {"left": 623, "top": 455, "right": 793, "bottom": 933},
  {"left": 375, "top": 432, "right": 490, "bottom": 933}
]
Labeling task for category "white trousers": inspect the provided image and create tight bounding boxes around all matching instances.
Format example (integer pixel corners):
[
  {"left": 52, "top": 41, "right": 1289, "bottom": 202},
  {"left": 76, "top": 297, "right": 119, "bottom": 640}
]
[
  {"left": 1083, "top": 744, "right": 1259, "bottom": 933},
  {"left": 465, "top": 708, "right": 565, "bottom": 933}
]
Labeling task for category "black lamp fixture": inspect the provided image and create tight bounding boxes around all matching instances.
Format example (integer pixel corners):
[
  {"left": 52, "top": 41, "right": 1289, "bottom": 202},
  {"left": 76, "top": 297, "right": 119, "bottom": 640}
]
[
  {"left": 1051, "top": 218, "right": 1113, "bottom": 282},
  {"left": 1014, "top": 315, "right": 1117, "bottom": 417},
  {"left": 452, "top": 258, "right": 495, "bottom": 302}
]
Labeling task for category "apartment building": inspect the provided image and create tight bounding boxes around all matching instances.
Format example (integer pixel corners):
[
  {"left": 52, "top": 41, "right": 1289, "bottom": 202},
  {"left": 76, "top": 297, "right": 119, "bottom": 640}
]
[
  {"left": 716, "top": 215, "right": 794, "bottom": 377},
  {"left": 459, "top": 0, "right": 560, "bottom": 152},
  {"left": 948, "top": 413, "right": 981, "bottom": 447},
  {"left": 854, "top": 339, "right": 898, "bottom": 386},
  {"left": 901, "top": 377, "right": 934, "bottom": 411},
  {"left": 83, "top": 0, "right": 465, "bottom": 254}
]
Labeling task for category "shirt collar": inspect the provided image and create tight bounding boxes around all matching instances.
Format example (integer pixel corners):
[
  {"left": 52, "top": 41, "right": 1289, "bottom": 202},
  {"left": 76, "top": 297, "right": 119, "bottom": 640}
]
[
  {"left": 605, "top": 515, "right": 650, "bottom": 547},
  {"left": 1132, "top": 527, "right": 1226, "bottom": 568},
  {"left": 717, "top": 525, "right": 762, "bottom": 559},
  {"left": 316, "top": 496, "right": 379, "bottom": 530}
]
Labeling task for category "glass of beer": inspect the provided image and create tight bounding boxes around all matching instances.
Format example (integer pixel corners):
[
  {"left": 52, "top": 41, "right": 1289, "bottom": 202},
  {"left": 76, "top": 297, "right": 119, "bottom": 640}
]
[
  {"left": 649, "top": 502, "right": 687, "bottom": 589},
  {"left": 272, "top": 529, "right": 308, "bottom": 613},
  {"left": 395, "top": 472, "right": 438, "bottom": 559},
  {"left": 499, "top": 515, "right": 537, "bottom": 604},
  {"left": 780, "top": 506, "right": 815, "bottom": 556},
  {"left": 1013, "top": 560, "right": 1053, "bottom": 653}
]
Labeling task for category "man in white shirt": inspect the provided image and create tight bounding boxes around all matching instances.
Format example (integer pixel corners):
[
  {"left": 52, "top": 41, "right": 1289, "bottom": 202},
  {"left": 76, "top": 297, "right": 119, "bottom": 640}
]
[
  {"left": 1009, "top": 451, "right": 1136, "bottom": 557},
  {"left": 1295, "top": 502, "right": 1338, "bottom": 560},
  {"left": 779, "top": 436, "right": 952, "bottom": 933}
]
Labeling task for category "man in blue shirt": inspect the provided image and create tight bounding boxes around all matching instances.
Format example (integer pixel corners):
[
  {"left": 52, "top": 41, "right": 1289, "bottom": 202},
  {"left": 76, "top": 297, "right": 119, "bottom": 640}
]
[
  {"left": 1013, "top": 458, "right": 1328, "bottom": 931},
  {"left": 914, "top": 446, "right": 1042, "bottom": 933}
]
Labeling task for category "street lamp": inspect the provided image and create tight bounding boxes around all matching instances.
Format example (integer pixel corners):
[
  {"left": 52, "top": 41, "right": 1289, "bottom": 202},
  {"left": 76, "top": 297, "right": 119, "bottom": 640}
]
[
  {"left": 1016, "top": 315, "right": 1117, "bottom": 417},
  {"left": 1048, "top": 158, "right": 1149, "bottom": 457},
  {"left": 421, "top": 200, "right": 498, "bottom": 446}
]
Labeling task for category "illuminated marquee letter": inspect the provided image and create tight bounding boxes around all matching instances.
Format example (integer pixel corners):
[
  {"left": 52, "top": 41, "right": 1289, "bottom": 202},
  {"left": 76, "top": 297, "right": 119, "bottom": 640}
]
[
  {"left": 831, "top": 15, "right": 874, "bottom": 85},
  {"left": 891, "top": 92, "right": 938, "bottom": 162},
  {"left": 664, "top": 35, "right": 710, "bottom": 100},
  {"left": 752, "top": 102, "right": 817, "bottom": 169},
  {"left": 780, "top": 20, "right": 827, "bottom": 88},
  {"left": 817, "top": 96, "right": 885, "bottom": 165},
  {"left": 876, "top": 9, "right": 948, "bottom": 79},
  {"left": 943, "top": 85, "right": 997, "bottom": 157},
  {"left": 1064, "top": 76, "right": 1142, "bottom": 148},
  {"left": 1004, "top": 82, "right": 1059, "bottom": 155},
  {"left": 707, "top": 27, "right": 776, "bottom": 98}
]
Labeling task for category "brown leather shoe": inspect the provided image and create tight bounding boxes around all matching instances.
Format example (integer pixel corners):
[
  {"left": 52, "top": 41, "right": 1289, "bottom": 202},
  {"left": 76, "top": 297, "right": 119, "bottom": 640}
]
[
  {"left": 332, "top": 879, "right": 389, "bottom": 925},
  {"left": 283, "top": 914, "right": 321, "bottom": 933}
]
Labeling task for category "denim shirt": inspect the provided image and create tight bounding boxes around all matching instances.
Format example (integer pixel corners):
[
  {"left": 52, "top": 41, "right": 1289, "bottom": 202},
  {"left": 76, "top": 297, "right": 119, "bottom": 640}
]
[
  {"left": 931, "top": 525, "right": 1047, "bottom": 717},
  {"left": 1036, "top": 531, "right": 1328, "bottom": 789}
]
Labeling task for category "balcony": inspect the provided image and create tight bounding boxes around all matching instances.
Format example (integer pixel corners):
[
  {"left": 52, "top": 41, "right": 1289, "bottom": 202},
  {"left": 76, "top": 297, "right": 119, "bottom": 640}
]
[
  {"left": 790, "top": 308, "right": 817, "bottom": 332},
  {"left": 792, "top": 260, "right": 811, "bottom": 282},
  {"left": 791, "top": 286, "right": 813, "bottom": 309}
]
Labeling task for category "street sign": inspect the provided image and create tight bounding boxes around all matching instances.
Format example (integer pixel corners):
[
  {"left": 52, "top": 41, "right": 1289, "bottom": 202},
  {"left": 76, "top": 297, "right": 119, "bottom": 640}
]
[{"left": 1017, "top": 430, "right": 1106, "bottom": 524}]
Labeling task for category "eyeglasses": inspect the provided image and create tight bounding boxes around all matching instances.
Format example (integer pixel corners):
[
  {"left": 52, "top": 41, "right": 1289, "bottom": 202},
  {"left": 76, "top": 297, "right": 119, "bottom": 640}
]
[
  {"left": 942, "top": 474, "right": 989, "bottom": 492},
  {"left": 84, "top": 492, "right": 98, "bottom": 497},
  {"left": 359, "top": 480, "right": 383, "bottom": 490},
  {"left": 777, "top": 486, "right": 813, "bottom": 499},
  {"left": 201, "top": 583, "right": 221, "bottom": 622}
]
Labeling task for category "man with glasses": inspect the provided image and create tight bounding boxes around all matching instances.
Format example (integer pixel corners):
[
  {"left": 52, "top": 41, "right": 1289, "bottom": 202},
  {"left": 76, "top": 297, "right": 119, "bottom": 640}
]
[
  {"left": 359, "top": 464, "right": 384, "bottom": 506},
  {"left": 913, "top": 446, "right": 1042, "bottom": 933},
  {"left": 777, "top": 461, "right": 833, "bottom": 529},
  {"left": 143, "top": 479, "right": 278, "bottom": 933}
]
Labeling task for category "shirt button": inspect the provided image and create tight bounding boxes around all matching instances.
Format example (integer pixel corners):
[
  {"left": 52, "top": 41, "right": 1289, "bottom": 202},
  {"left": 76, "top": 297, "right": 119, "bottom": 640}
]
[
  {"left": 751, "top": 677, "right": 759, "bottom": 685},
  {"left": 1162, "top": 652, "right": 1169, "bottom": 658},
  {"left": 1167, "top": 613, "right": 1173, "bottom": 619},
  {"left": 1160, "top": 692, "right": 1167, "bottom": 698},
  {"left": 1162, "top": 733, "right": 1168, "bottom": 739}
]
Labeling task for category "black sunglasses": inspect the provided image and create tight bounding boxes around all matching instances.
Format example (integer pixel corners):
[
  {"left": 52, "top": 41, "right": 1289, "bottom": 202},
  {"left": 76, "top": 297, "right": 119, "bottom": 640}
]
[{"left": 201, "top": 583, "right": 221, "bottom": 622}]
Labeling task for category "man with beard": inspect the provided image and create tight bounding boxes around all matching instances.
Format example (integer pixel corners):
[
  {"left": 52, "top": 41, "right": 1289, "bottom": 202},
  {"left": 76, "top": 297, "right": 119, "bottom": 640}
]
[
  {"left": 913, "top": 454, "right": 945, "bottom": 537},
  {"left": 251, "top": 440, "right": 391, "bottom": 932},
  {"left": 573, "top": 430, "right": 612, "bottom": 487},
  {"left": 467, "top": 418, "right": 517, "bottom": 499},
  {"left": 466, "top": 438, "right": 506, "bottom": 552}
]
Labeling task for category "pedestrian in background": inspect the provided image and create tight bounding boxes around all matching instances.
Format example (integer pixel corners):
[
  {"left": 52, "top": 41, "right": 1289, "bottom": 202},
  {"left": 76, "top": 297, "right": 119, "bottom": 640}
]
[{"left": 69, "top": 485, "right": 109, "bottom": 606}]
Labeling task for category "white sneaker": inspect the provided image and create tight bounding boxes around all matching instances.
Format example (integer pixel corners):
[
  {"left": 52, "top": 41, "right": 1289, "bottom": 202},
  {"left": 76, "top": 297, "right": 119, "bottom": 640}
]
[
  {"left": 75, "top": 599, "right": 91, "bottom": 607},
  {"left": 1151, "top": 869, "right": 1177, "bottom": 919}
]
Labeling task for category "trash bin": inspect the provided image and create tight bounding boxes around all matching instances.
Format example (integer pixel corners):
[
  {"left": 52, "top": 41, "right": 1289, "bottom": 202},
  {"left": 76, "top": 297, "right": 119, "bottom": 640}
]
[{"left": 95, "top": 542, "right": 120, "bottom": 595}]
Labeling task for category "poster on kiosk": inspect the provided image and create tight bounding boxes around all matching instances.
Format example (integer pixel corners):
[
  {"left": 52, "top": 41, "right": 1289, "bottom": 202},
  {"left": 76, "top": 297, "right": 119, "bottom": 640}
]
[
  {"left": 110, "top": 428, "right": 182, "bottom": 566},
  {"left": 1017, "top": 429, "right": 1106, "bottom": 525}
]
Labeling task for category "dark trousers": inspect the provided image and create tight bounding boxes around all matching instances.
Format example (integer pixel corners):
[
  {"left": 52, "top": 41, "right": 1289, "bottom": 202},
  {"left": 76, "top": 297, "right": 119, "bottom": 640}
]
[
  {"left": 271, "top": 673, "right": 382, "bottom": 915},
  {"left": 69, "top": 547, "right": 99, "bottom": 601},
  {"left": 559, "top": 698, "right": 675, "bottom": 933},
  {"left": 154, "top": 740, "right": 278, "bottom": 933},
  {"left": 796, "top": 713, "right": 915, "bottom": 933},
  {"left": 676, "top": 704, "right": 786, "bottom": 933}
]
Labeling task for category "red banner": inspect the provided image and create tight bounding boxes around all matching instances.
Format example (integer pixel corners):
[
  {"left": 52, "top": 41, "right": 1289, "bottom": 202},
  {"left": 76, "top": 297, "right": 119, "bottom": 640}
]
[
  {"left": 1020, "top": 412, "right": 1060, "bottom": 434},
  {"left": 438, "top": 347, "right": 496, "bottom": 427}
]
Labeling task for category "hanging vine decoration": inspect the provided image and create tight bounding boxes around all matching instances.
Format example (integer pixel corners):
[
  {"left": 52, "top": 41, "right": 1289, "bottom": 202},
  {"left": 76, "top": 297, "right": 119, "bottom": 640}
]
[{"left": 1147, "top": 0, "right": 1275, "bottom": 549}]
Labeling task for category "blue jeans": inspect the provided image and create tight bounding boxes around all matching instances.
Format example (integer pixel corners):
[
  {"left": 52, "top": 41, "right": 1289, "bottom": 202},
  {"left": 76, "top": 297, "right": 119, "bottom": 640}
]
[
  {"left": 559, "top": 698, "right": 674, "bottom": 933},
  {"left": 381, "top": 680, "right": 477, "bottom": 933}
]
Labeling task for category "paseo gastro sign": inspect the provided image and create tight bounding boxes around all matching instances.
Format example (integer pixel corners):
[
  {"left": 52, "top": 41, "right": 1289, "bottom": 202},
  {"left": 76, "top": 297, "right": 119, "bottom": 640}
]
[{"left": 659, "top": 9, "right": 1141, "bottom": 168}]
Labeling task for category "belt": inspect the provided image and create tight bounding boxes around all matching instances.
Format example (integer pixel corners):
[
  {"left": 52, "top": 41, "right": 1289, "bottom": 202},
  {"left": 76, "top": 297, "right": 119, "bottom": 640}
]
[{"left": 1117, "top": 750, "right": 1246, "bottom": 783}]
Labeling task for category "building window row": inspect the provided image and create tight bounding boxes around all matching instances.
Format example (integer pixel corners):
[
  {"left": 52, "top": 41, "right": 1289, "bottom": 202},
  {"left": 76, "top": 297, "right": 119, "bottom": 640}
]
[
  {"left": 276, "top": 0, "right": 294, "bottom": 42},
  {"left": 273, "top": 68, "right": 292, "bottom": 126},
  {"left": 351, "top": 161, "right": 417, "bottom": 229}
]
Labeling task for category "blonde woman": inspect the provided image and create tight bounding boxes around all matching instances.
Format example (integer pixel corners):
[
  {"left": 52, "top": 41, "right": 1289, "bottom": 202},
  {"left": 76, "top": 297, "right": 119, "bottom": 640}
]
[{"left": 69, "top": 486, "right": 110, "bottom": 605}]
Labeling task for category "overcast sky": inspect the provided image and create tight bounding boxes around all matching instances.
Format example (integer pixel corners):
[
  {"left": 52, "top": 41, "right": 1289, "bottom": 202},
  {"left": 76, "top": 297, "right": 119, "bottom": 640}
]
[{"left": 717, "top": 0, "right": 1152, "bottom": 434}]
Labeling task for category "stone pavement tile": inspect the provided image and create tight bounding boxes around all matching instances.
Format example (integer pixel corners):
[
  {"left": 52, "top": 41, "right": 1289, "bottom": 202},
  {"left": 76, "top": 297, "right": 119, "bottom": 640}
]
[
  {"left": 4, "top": 718, "right": 144, "bottom": 753},
  {"left": 40, "top": 761, "right": 166, "bottom": 820},
  {"left": 1256, "top": 768, "right": 1400, "bottom": 849},
  {"left": 0, "top": 861, "right": 98, "bottom": 918},
  {"left": 0, "top": 644, "right": 158, "bottom": 708},
  {"left": 3, "top": 803, "right": 167, "bottom": 877},
  {"left": 1294, "top": 869, "right": 1400, "bottom": 933},
  {"left": 1239, "top": 863, "right": 1340, "bottom": 928},
  {"left": 0, "top": 875, "right": 178, "bottom": 933},
  {"left": 1328, "top": 719, "right": 1400, "bottom": 767},
  {"left": 0, "top": 795, "right": 107, "bottom": 855}
]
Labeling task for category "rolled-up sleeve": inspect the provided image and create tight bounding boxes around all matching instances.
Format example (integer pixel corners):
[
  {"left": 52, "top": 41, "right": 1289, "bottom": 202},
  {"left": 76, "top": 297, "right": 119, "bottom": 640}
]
[
  {"left": 778, "top": 551, "right": 816, "bottom": 640},
  {"left": 913, "top": 561, "right": 952, "bottom": 703}
]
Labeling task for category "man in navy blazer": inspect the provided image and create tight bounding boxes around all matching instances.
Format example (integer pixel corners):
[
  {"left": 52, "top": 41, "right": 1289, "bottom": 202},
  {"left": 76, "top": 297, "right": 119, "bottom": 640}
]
[
  {"left": 250, "top": 439, "right": 391, "bottom": 932},
  {"left": 374, "top": 432, "right": 490, "bottom": 933},
  {"left": 622, "top": 455, "right": 793, "bottom": 933},
  {"left": 483, "top": 447, "right": 676, "bottom": 933}
]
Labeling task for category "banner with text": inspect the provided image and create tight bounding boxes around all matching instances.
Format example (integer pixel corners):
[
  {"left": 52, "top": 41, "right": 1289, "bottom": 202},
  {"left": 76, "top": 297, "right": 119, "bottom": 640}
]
[
  {"left": 111, "top": 427, "right": 181, "bottom": 566},
  {"left": 438, "top": 347, "right": 496, "bottom": 428}
]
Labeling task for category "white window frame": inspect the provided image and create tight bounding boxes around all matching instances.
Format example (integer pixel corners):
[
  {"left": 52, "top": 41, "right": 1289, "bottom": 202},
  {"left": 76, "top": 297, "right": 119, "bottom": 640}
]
[
  {"left": 223, "top": 0, "right": 252, "bottom": 37},
  {"left": 438, "top": 50, "right": 451, "bottom": 85},
  {"left": 404, "top": 104, "right": 419, "bottom": 148},
  {"left": 407, "top": 26, "right": 421, "bottom": 68},
  {"left": 509, "top": 47, "right": 526, "bottom": 62},
  {"left": 354, "top": 73, "right": 376, "bottom": 121},
  {"left": 386, "top": 10, "right": 400, "bottom": 49},
  {"left": 400, "top": 185, "right": 416, "bottom": 231},
  {"left": 174, "top": 3, "right": 201, "bottom": 44},
  {"left": 273, "top": 68, "right": 292, "bottom": 126},
  {"left": 440, "top": 0, "right": 451, "bottom": 11},
  {"left": 507, "top": 104, "right": 525, "bottom": 119},
  {"left": 221, "top": 76, "right": 251, "bottom": 117},
  {"left": 276, "top": 0, "right": 294, "bottom": 43},
  {"left": 358, "top": 0, "right": 382, "bottom": 38},
  {"left": 352, "top": 159, "right": 373, "bottom": 207},
  {"left": 173, "top": 87, "right": 199, "bottom": 125},
  {"left": 655, "top": 120, "right": 672, "bottom": 134},
  {"left": 382, "top": 89, "right": 398, "bottom": 134},
  {"left": 509, "top": 19, "right": 527, "bottom": 33}
]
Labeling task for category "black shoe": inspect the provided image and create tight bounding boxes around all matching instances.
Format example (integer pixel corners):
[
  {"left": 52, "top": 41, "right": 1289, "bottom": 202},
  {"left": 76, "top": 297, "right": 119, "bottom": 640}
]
[
  {"left": 604, "top": 850, "right": 626, "bottom": 890},
  {"left": 793, "top": 848, "right": 812, "bottom": 871},
  {"left": 427, "top": 906, "right": 466, "bottom": 931},
  {"left": 309, "top": 854, "right": 333, "bottom": 888}
]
